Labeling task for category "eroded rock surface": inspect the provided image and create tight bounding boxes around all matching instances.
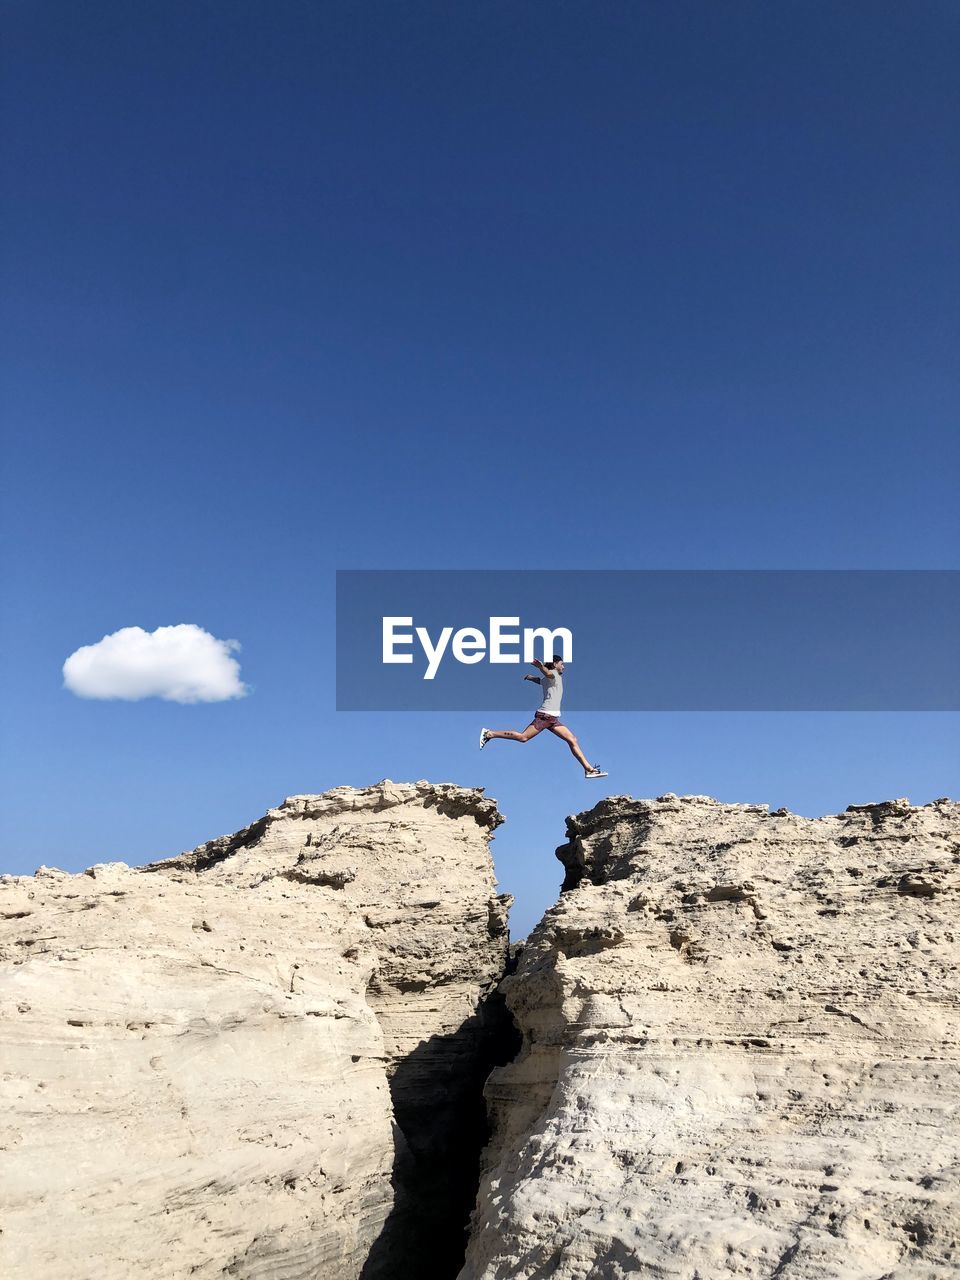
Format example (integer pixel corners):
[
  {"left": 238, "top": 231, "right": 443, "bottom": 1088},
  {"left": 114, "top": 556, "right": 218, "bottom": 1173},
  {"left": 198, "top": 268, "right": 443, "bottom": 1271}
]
[
  {"left": 0, "top": 780, "right": 512, "bottom": 1280},
  {"left": 461, "top": 795, "right": 960, "bottom": 1280}
]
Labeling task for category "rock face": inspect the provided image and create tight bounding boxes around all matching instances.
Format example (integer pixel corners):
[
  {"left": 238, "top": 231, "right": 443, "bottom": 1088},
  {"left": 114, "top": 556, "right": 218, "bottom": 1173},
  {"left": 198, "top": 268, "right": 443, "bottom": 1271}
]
[
  {"left": 0, "top": 780, "right": 513, "bottom": 1280},
  {"left": 461, "top": 795, "right": 960, "bottom": 1280},
  {"left": 6, "top": 786, "right": 958, "bottom": 1280}
]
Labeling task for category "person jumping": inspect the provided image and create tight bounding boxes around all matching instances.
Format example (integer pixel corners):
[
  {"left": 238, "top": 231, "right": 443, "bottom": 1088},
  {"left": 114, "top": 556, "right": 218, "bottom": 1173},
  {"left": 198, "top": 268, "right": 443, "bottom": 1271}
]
[{"left": 479, "top": 655, "right": 607, "bottom": 778}]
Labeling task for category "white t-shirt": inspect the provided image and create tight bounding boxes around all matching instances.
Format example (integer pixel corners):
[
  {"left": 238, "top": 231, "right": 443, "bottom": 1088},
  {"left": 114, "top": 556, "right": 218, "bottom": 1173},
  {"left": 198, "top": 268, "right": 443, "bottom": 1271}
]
[{"left": 538, "top": 670, "right": 563, "bottom": 715}]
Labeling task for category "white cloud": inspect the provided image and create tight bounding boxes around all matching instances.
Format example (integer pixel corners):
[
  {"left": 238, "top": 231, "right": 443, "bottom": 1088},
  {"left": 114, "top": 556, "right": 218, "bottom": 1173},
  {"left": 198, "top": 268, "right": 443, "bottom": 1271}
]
[{"left": 63, "top": 624, "right": 249, "bottom": 704}]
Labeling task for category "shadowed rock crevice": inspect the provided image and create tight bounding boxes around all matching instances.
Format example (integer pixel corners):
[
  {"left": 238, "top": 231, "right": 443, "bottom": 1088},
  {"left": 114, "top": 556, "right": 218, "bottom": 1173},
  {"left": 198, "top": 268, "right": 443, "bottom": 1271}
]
[{"left": 360, "top": 990, "right": 522, "bottom": 1280}]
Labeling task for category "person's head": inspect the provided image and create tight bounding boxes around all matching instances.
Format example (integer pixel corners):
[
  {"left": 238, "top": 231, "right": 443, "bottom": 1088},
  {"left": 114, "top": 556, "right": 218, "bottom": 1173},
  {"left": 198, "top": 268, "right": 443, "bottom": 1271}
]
[{"left": 545, "top": 653, "right": 566, "bottom": 673}]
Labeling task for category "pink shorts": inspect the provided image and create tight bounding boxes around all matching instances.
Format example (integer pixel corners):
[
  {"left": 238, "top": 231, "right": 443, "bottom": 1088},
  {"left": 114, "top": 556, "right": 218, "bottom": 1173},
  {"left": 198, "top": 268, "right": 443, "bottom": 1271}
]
[{"left": 531, "top": 711, "right": 563, "bottom": 732}]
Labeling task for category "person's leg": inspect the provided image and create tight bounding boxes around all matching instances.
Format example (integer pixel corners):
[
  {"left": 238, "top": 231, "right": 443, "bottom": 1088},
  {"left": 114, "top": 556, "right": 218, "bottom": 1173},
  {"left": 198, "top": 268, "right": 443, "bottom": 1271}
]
[
  {"left": 548, "top": 723, "right": 594, "bottom": 771},
  {"left": 485, "top": 721, "right": 542, "bottom": 744}
]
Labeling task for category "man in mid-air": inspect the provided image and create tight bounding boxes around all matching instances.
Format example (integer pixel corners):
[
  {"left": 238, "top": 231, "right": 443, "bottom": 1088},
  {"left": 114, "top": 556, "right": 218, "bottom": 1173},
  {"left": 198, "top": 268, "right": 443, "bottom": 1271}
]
[{"left": 479, "top": 655, "right": 607, "bottom": 778}]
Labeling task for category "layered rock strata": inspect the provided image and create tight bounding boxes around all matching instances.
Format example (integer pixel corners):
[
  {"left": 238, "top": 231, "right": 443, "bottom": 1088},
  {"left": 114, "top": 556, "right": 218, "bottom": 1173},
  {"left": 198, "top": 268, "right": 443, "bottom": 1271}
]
[
  {"left": 461, "top": 795, "right": 960, "bottom": 1280},
  {"left": 0, "top": 780, "right": 512, "bottom": 1280}
]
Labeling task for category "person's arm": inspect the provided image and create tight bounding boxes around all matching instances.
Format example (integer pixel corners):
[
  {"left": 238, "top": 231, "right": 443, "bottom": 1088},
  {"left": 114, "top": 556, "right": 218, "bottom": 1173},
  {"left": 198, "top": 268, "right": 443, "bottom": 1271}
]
[
  {"left": 532, "top": 659, "right": 555, "bottom": 679},
  {"left": 523, "top": 674, "right": 542, "bottom": 684}
]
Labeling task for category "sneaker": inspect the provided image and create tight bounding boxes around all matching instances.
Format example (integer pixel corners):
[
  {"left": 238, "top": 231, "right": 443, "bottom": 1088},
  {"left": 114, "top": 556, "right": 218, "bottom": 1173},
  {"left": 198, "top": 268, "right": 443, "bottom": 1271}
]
[
  {"left": 479, "top": 728, "right": 491, "bottom": 749},
  {"left": 584, "top": 766, "right": 608, "bottom": 779}
]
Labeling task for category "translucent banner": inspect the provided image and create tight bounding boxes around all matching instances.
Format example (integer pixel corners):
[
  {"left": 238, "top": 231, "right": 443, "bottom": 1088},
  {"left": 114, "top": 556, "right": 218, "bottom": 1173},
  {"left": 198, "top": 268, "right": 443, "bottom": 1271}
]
[{"left": 336, "top": 570, "right": 959, "bottom": 711}]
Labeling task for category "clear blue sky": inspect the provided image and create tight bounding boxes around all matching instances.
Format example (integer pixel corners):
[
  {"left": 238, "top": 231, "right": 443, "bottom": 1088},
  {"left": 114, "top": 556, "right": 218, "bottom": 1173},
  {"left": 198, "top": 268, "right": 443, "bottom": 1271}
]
[{"left": 1, "top": 2, "right": 957, "bottom": 936}]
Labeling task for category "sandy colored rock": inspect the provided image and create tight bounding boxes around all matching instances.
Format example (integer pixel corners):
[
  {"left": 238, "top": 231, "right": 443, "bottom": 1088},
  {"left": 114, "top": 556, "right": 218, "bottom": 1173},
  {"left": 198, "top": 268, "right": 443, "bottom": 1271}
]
[
  {"left": 0, "top": 780, "right": 510, "bottom": 1280},
  {"left": 461, "top": 795, "right": 960, "bottom": 1280}
]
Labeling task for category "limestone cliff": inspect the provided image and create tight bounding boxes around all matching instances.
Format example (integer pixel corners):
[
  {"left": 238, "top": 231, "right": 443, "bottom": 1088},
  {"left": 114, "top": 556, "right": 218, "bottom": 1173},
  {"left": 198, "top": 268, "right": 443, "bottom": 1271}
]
[
  {"left": 461, "top": 795, "right": 960, "bottom": 1280},
  {"left": 0, "top": 780, "right": 512, "bottom": 1280},
  {"left": 5, "top": 787, "right": 958, "bottom": 1280}
]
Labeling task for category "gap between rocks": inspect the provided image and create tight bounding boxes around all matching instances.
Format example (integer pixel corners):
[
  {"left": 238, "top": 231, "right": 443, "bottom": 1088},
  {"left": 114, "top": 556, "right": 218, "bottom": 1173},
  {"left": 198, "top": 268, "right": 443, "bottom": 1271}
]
[{"left": 360, "top": 963, "right": 522, "bottom": 1280}]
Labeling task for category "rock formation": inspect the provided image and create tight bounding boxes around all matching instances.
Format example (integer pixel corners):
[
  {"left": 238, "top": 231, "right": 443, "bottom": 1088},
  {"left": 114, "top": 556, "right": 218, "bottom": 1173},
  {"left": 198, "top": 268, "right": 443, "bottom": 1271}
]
[
  {"left": 5, "top": 786, "right": 958, "bottom": 1280},
  {"left": 0, "top": 780, "right": 513, "bottom": 1280},
  {"left": 461, "top": 795, "right": 960, "bottom": 1280}
]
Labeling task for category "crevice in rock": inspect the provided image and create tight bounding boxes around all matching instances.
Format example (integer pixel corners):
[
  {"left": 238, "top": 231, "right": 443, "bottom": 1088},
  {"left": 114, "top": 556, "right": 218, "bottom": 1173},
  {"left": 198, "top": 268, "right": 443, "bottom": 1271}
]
[
  {"left": 145, "top": 813, "right": 271, "bottom": 874},
  {"left": 360, "top": 981, "right": 522, "bottom": 1280}
]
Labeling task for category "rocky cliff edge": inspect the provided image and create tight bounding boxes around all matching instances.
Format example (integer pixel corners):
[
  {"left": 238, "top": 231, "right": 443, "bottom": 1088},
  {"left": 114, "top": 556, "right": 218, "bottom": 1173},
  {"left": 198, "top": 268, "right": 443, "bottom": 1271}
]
[
  {"left": 461, "top": 794, "right": 960, "bottom": 1280},
  {"left": 0, "top": 780, "right": 512, "bottom": 1280}
]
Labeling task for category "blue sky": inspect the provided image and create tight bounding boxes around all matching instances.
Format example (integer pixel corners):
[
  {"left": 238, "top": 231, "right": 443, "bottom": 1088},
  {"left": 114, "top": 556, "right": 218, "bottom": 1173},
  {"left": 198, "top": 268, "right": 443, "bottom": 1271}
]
[{"left": 1, "top": 2, "right": 957, "bottom": 936}]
